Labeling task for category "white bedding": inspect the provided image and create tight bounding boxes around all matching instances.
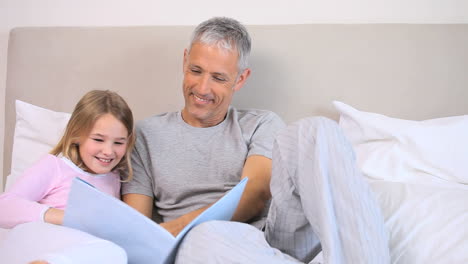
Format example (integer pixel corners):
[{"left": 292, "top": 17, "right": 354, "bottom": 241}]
[
  {"left": 336, "top": 101, "right": 468, "bottom": 263},
  {"left": 370, "top": 181, "right": 468, "bottom": 263},
  {"left": 0, "top": 228, "right": 8, "bottom": 242}
]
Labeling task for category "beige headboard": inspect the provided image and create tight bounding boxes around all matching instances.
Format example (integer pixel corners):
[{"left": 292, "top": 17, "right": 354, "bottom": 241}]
[{"left": 4, "top": 24, "right": 468, "bottom": 187}]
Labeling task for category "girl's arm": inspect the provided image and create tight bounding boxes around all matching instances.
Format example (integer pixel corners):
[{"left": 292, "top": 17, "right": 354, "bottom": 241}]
[{"left": 0, "top": 155, "right": 59, "bottom": 228}]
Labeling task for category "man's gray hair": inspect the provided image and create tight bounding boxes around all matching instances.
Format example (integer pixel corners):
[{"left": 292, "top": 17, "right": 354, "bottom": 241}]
[{"left": 188, "top": 17, "right": 251, "bottom": 71}]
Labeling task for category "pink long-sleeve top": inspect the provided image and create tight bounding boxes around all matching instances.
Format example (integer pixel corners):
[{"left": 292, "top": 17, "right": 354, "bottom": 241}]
[{"left": 0, "top": 154, "right": 121, "bottom": 228}]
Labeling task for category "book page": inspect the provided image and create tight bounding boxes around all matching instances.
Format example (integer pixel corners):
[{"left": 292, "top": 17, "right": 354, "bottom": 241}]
[
  {"left": 64, "top": 177, "right": 248, "bottom": 264},
  {"left": 164, "top": 177, "right": 249, "bottom": 264},
  {"left": 64, "top": 178, "right": 175, "bottom": 264}
]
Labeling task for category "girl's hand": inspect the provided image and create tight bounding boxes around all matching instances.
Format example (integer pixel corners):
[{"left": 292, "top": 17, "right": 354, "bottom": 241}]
[{"left": 44, "top": 207, "right": 65, "bottom": 225}]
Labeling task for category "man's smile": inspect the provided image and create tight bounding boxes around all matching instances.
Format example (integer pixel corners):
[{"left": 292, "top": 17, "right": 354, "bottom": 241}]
[{"left": 193, "top": 94, "right": 213, "bottom": 104}]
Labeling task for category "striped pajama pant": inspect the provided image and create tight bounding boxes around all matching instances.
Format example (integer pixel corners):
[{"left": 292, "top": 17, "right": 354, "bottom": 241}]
[{"left": 176, "top": 117, "right": 390, "bottom": 264}]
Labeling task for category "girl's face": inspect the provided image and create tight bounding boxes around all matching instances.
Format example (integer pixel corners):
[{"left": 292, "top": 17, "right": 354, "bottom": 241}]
[{"left": 78, "top": 113, "right": 129, "bottom": 174}]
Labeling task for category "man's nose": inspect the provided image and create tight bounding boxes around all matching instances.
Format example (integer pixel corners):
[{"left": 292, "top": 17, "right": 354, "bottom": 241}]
[{"left": 196, "top": 75, "right": 210, "bottom": 94}]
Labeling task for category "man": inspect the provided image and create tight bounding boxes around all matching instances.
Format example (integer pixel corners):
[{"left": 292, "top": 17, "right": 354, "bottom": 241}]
[
  {"left": 122, "top": 17, "right": 284, "bottom": 237},
  {"left": 123, "top": 17, "right": 390, "bottom": 263}
]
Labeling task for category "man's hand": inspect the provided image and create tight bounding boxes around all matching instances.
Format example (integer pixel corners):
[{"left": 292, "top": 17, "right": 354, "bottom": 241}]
[
  {"left": 160, "top": 205, "right": 210, "bottom": 237},
  {"left": 160, "top": 218, "right": 186, "bottom": 237}
]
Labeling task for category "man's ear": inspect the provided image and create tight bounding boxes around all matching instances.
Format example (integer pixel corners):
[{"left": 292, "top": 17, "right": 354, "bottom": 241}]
[
  {"left": 183, "top": 49, "right": 189, "bottom": 71},
  {"left": 233, "top": 68, "right": 251, "bottom": 92}
]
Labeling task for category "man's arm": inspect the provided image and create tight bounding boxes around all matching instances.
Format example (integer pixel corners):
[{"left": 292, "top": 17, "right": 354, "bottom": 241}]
[
  {"left": 122, "top": 193, "right": 154, "bottom": 219},
  {"left": 232, "top": 155, "right": 272, "bottom": 222}
]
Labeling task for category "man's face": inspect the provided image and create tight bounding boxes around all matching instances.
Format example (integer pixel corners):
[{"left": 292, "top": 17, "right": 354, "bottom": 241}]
[{"left": 182, "top": 42, "right": 250, "bottom": 127}]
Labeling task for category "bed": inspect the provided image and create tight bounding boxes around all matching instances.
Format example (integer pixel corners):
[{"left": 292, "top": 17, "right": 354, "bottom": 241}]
[{"left": 2, "top": 24, "right": 468, "bottom": 263}]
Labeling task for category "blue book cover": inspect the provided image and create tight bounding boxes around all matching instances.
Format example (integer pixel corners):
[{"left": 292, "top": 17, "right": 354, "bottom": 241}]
[{"left": 63, "top": 177, "right": 248, "bottom": 264}]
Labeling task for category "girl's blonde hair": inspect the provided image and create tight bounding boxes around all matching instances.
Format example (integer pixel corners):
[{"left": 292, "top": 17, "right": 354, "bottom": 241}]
[{"left": 50, "top": 90, "right": 135, "bottom": 181}]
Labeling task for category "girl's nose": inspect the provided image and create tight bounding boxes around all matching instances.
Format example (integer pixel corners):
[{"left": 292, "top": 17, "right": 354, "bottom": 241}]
[{"left": 102, "top": 143, "right": 113, "bottom": 155}]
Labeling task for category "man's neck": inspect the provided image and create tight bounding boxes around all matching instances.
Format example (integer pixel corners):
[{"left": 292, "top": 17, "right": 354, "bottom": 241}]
[{"left": 181, "top": 108, "right": 228, "bottom": 128}]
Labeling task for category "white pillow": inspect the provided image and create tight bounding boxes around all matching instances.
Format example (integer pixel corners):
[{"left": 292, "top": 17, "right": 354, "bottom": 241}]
[
  {"left": 6, "top": 100, "right": 71, "bottom": 190},
  {"left": 334, "top": 101, "right": 468, "bottom": 187},
  {"left": 334, "top": 101, "right": 468, "bottom": 263}
]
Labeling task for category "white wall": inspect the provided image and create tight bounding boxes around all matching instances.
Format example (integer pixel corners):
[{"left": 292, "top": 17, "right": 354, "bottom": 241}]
[{"left": 1, "top": 0, "right": 467, "bottom": 191}]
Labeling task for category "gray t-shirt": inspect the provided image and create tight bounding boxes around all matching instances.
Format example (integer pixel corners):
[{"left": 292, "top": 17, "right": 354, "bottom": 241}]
[{"left": 122, "top": 106, "right": 285, "bottom": 223}]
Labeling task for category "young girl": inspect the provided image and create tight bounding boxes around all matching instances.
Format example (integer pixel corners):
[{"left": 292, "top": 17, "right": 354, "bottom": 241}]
[{"left": 0, "top": 90, "right": 135, "bottom": 264}]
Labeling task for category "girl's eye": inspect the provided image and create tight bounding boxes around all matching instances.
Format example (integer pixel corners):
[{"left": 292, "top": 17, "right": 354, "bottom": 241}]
[
  {"left": 93, "top": 138, "right": 104, "bottom": 142},
  {"left": 114, "top": 142, "right": 124, "bottom": 145}
]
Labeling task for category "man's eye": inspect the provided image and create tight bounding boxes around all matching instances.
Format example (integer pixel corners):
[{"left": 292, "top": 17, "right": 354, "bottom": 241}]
[
  {"left": 213, "top": 76, "right": 226, "bottom": 82},
  {"left": 190, "top": 69, "right": 201, "bottom": 74}
]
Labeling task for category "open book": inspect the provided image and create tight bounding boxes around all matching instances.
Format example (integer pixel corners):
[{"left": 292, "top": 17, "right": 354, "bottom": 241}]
[{"left": 63, "top": 177, "right": 248, "bottom": 264}]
